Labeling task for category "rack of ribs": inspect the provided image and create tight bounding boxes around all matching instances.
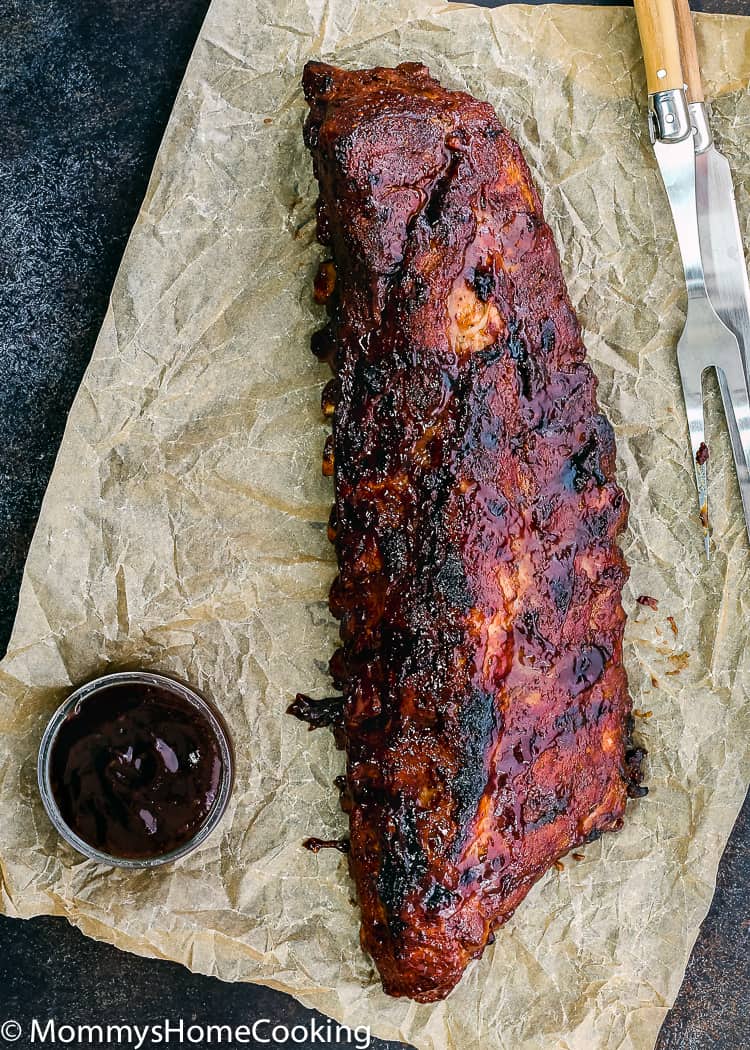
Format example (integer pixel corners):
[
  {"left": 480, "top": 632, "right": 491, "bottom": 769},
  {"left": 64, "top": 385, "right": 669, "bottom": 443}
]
[{"left": 296, "top": 60, "right": 646, "bottom": 1003}]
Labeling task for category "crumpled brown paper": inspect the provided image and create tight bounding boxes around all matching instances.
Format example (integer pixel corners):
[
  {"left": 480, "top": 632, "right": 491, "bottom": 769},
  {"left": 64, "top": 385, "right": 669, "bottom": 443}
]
[{"left": 0, "top": 2, "right": 749, "bottom": 1048}]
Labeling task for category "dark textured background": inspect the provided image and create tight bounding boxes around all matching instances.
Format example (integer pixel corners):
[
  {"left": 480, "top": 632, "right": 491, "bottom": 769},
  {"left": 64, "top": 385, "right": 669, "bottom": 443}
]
[{"left": 0, "top": 0, "right": 747, "bottom": 1047}]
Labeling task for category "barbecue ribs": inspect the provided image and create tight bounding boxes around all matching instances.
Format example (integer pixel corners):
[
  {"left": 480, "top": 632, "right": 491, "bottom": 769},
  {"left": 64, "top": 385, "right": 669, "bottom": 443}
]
[{"left": 297, "top": 61, "right": 645, "bottom": 1002}]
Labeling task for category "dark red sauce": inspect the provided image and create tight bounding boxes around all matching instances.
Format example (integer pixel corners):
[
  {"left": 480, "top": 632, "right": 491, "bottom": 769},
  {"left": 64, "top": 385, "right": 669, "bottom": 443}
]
[{"left": 49, "top": 681, "right": 225, "bottom": 860}]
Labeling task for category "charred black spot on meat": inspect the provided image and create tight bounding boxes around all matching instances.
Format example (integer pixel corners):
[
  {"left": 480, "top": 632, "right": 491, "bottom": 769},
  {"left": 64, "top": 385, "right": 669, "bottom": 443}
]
[
  {"left": 424, "top": 151, "right": 461, "bottom": 228},
  {"left": 507, "top": 321, "right": 541, "bottom": 400},
  {"left": 357, "top": 361, "right": 387, "bottom": 397},
  {"left": 434, "top": 552, "right": 473, "bottom": 611},
  {"left": 565, "top": 436, "right": 607, "bottom": 492},
  {"left": 541, "top": 319, "right": 556, "bottom": 354},
  {"left": 471, "top": 265, "right": 495, "bottom": 302},
  {"left": 451, "top": 689, "right": 499, "bottom": 841},
  {"left": 401, "top": 272, "right": 430, "bottom": 311},
  {"left": 550, "top": 575, "right": 572, "bottom": 615},
  {"left": 424, "top": 882, "right": 456, "bottom": 912},
  {"left": 475, "top": 343, "right": 505, "bottom": 366},
  {"left": 379, "top": 529, "right": 409, "bottom": 578},
  {"left": 624, "top": 746, "right": 648, "bottom": 798},
  {"left": 548, "top": 550, "right": 575, "bottom": 616},
  {"left": 377, "top": 801, "right": 428, "bottom": 924},
  {"left": 525, "top": 788, "right": 569, "bottom": 829},
  {"left": 486, "top": 496, "right": 507, "bottom": 519}
]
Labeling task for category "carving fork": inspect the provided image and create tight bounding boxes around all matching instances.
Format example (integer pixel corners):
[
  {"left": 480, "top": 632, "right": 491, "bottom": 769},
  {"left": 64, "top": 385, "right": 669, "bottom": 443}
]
[{"left": 634, "top": 0, "right": 750, "bottom": 558}]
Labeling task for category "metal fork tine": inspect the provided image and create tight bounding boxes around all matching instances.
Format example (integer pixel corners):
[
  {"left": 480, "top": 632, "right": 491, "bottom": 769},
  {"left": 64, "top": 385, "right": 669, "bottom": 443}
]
[
  {"left": 678, "top": 358, "right": 711, "bottom": 559},
  {"left": 716, "top": 356, "right": 750, "bottom": 546}
]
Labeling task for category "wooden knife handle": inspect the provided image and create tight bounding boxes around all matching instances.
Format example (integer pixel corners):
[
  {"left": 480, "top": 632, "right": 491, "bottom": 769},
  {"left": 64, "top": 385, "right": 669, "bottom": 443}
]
[
  {"left": 673, "top": 0, "right": 704, "bottom": 103},
  {"left": 633, "top": 0, "right": 684, "bottom": 94}
]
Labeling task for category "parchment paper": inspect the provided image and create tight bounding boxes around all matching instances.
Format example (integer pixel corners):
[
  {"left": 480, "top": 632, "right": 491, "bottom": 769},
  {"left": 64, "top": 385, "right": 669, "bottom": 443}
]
[{"left": 1, "top": 3, "right": 749, "bottom": 1048}]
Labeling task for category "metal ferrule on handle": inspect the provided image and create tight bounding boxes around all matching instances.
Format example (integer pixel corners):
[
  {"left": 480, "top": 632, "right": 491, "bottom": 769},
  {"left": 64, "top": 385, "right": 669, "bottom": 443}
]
[
  {"left": 648, "top": 88, "right": 692, "bottom": 144},
  {"left": 688, "top": 100, "right": 712, "bottom": 153}
]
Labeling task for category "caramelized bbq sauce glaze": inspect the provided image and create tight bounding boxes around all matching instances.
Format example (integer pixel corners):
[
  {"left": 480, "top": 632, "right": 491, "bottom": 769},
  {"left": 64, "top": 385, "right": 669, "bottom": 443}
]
[
  {"left": 50, "top": 681, "right": 223, "bottom": 860},
  {"left": 296, "top": 61, "right": 646, "bottom": 1003}
]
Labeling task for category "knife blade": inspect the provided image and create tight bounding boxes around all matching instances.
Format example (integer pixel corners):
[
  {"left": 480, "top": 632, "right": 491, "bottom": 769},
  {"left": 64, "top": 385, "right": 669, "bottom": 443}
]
[{"left": 693, "top": 115, "right": 750, "bottom": 375}]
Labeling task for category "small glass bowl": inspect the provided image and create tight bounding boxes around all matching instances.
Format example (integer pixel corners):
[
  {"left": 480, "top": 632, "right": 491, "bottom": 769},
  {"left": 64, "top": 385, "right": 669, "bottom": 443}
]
[{"left": 37, "top": 670, "right": 234, "bottom": 869}]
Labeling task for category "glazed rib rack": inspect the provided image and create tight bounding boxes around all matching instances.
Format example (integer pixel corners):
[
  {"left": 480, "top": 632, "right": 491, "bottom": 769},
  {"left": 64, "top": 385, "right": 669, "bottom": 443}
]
[{"left": 293, "top": 60, "right": 645, "bottom": 1002}]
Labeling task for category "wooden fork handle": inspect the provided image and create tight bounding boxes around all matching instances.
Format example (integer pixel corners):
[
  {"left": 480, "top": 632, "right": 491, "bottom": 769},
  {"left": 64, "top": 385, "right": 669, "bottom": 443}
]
[{"left": 633, "top": 0, "right": 684, "bottom": 94}]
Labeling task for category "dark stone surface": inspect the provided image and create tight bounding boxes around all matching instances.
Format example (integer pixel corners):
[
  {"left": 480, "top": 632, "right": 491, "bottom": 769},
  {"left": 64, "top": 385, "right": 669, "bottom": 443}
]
[
  {"left": 0, "top": 911, "right": 388, "bottom": 1048},
  {"left": 0, "top": 0, "right": 215, "bottom": 651},
  {"left": 0, "top": 0, "right": 747, "bottom": 1047},
  {"left": 656, "top": 792, "right": 750, "bottom": 1050}
]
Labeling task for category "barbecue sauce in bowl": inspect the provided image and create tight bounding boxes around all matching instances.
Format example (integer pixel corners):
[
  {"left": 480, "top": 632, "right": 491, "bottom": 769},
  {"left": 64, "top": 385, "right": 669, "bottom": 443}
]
[{"left": 41, "top": 673, "right": 233, "bottom": 865}]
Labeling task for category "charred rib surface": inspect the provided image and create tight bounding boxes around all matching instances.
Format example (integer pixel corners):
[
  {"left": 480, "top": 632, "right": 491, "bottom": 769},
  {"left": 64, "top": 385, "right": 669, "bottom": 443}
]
[{"left": 302, "top": 61, "right": 644, "bottom": 1002}]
